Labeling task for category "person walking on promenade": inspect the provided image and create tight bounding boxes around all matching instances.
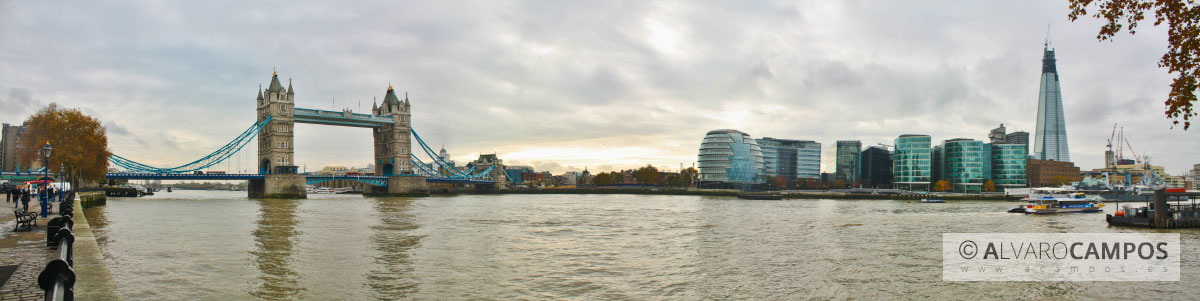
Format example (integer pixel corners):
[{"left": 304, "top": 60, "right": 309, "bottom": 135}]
[
  {"left": 21, "top": 187, "right": 31, "bottom": 212},
  {"left": 5, "top": 187, "right": 10, "bottom": 203}
]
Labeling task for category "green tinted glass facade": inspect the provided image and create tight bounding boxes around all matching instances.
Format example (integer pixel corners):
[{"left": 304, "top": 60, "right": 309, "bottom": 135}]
[
  {"left": 893, "top": 135, "right": 931, "bottom": 191},
  {"left": 942, "top": 139, "right": 986, "bottom": 193},
  {"left": 990, "top": 143, "right": 1028, "bottom": 190}
]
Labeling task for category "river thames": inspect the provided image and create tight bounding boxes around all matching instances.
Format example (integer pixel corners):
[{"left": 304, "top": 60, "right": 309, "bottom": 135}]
[{"left": 86, "top": 190, "right": 1200, "bottom": 300}]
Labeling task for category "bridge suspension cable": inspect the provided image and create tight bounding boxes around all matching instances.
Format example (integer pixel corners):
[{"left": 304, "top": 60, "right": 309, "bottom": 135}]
[
  {"left": 409, "top": 128, "right": 494, "bottom": 180},
  {"left": 108, "top": 116, "right": 271, "bottom": 173}
]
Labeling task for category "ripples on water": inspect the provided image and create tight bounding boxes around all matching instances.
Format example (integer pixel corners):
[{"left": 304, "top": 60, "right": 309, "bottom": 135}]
[{"left": 88, "top": 191, "right": 1200, "bottom": 299}]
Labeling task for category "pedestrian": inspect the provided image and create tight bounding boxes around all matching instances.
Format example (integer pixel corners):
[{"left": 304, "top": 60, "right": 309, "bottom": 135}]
[
  {"left": 21, "top": 187, "right": 31, "bottom": 213},
  {"left": 5, "top": 188, "right": 10, "bottom": 203}
]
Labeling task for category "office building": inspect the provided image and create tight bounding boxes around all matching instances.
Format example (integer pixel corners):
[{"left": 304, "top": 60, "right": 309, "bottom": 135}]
[
  {"left": 859, "top": 146, "right": 892, "bottom": 188},
  {"left": 893, "top": 134, "right": 932, "bottom": 191},
  {"left": 756, "top": 137, "right": 821, "bottom": 180},
  {"left": 1004, "top": 131, "right": 1029, "bottom": 156},
  {"left": 1, "top": 123, "right": 29, "bottom": 172},
  {"left": 989, "top": 124, "right": 1007, "bottom": 143},
  {"left": 698, "top": 129, "right": 765, "bottom": 186},
  {"left": 1033, "top": 42, "right": 1071, "bottom": 162},
  {"left": 990, "top": 143, "right": 1028, "bottom": 190},
  {"left": 939, "top": 138, "right": 987, "bottom": 193},
  {"left": 835, "top": 140, "right": 861, "bottom": 184}
]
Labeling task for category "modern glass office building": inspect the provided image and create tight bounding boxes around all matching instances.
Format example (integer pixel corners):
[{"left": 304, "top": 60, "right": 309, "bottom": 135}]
[
  {"left": 991, "top": 143, "right": 1028, "bottom": 190},
  {"left": 797, "top": 141, "right": 821, "bottom": 179},
  {"left": 893, "top": 135, "right": 931, "bottom": 191},
  {"left": 940, "top": 138, "right": 987, "bottom": 193},
  {"left": 835, "top": 140, "right": 861, "bottom": 183},
  {"left": 859, "top": 146, "right": 893, "bottom": 188},
  {"left": 756, "top": 138, "right": 821, "bottom": 180},
  {"left": 698, "top": 129, "right": 765, "bottom": 186},
  {"left": 1033, "top": 43, "right": 1071, "bottom": 162}
]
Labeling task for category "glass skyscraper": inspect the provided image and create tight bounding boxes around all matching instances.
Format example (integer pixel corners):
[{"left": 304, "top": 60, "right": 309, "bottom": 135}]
[
  {"left": 1033, "top": 43, "right": 1070, "bottom": 162},
  {"left": 893, "top": 135, "right": 931, "bottom": 191},
  {"left": 698, "top": 129, "right": 765, "bottom": 185}
]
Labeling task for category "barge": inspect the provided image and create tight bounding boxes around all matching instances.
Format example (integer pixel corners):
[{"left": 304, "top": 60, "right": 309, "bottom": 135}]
[{"left": 1107, "top": 189, "right": 1200, "bottom": 228}]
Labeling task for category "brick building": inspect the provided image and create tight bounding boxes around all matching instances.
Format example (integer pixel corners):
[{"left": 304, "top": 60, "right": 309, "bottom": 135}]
[{"left": 1026, "top": 159, "right": 1081, "bottom": 187}]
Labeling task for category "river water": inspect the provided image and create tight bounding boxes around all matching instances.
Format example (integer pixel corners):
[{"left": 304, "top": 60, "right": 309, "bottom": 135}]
[{"left": 86, "top": 190, "right": 1200, "bottom": 300}]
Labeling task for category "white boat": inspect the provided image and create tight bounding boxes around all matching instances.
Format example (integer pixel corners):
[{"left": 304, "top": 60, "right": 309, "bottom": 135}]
[
  {"left": 1008, "top": 187, "right": 1105, "bottom": 214},
  {"left": 921, "top": 198, "right": 944, "bottom": 203}
]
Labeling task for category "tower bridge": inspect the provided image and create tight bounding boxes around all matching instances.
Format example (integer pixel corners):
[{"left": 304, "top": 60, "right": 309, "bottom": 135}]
[{"left": 105, "top": 71, "right": 509, "bottom": 198}]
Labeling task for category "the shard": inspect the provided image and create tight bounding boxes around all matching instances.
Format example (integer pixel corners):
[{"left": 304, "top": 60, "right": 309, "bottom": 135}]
[{"left": 1033, "top": 42, "right": 1070, "bottom": 162}]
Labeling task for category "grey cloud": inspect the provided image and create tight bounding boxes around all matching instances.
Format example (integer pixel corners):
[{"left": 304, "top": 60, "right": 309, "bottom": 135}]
[
  {"left": 0, "top": 88, "right": 41, "bottom": 122},
  {"left": 1, "top": 0, "right": 1197, "bottom": 173}
]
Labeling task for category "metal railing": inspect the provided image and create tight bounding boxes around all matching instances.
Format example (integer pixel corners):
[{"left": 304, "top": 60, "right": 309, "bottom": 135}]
[{"left": 39, "top": 197, "right": 77, "bottom": 301}]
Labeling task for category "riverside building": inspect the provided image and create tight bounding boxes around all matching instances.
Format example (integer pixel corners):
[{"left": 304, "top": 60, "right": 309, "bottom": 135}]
[
  {"left": 990, "top": 143, "right": 1028, "bottom": 190},
  {"left": 937, "top": 138, "right": 987, "bottom": 193},
  {"left": 893, "top": 134, "right": 932, "bottom": 191},
  {"left": 698, "top": 129, "right": 765, "bottom": 187},
  {"left": 859, "top": 146, "right": 893, "bottom": 188},
  {"left": 835, "top": 140, "right": 861, "bottom": 184},
  {"left": 756, "top": 138, "right": 821, "bottom": 180}
]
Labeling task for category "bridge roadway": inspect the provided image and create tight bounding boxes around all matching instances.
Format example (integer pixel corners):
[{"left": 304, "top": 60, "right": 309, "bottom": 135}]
[{"left": 104, "top": 173, "right": 497, "bottom": 185}]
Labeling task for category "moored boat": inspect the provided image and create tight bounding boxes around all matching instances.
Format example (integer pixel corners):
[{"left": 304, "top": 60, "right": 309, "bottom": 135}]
[{"left": 921, "top": 198, "right": 944, "bottom": 203}]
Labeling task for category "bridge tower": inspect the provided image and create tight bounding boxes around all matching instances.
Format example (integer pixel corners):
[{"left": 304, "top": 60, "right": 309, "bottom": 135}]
[
  {"left": 370, "top": 85, "right": 427, "bottom": 195},
  {"left": 249, "top": 70, "right": 306, "bottom": 198}
]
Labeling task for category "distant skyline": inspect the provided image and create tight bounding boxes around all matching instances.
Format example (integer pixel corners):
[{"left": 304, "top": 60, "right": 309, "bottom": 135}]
[{"left": 1, "top": 1, "right": 1198, "bottom": 175}]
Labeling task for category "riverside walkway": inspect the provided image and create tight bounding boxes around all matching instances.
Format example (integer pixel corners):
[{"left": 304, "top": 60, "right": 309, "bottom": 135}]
[{"left": 0, "top": 194, "right": 120, "bottom": 300}]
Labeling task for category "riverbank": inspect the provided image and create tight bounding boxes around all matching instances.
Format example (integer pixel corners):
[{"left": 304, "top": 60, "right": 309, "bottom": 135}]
[
  {"left": 491, "top": 188, "right": 1014, "bottom": 201},
  {"left": 70, "top": 193, "right": 121, "bottom": 300}
]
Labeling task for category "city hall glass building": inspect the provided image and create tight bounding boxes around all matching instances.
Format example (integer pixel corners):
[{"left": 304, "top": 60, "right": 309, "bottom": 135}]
[
  {"left": 893, "top": 134, "right": 931, "bottom": 191},
  {"left": 698, "top": 129, "right": 765, "bottom": 186}
]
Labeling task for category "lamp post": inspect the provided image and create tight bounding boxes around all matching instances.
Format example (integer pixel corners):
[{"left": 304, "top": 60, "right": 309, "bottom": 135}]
[
  {"left": 59, "top": 163, "right": 65, "bottom": 203},
  {"left": 40, "top": 141, "right": 51, "bottom": 217}
]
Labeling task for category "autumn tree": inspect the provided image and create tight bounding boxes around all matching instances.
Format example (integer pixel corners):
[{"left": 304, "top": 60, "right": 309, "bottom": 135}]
[
  {"left": 17, "top": 104, "right": 111, "bottom": 187},
  {"left": 634, "top": 165, "right": 660, "bottom": 185},
  {"left": 1068, "top": 0, "right": 1200, "bottom": 129},
  {"left": 933, "top": 180, "right": 951, "bottom": 192},
  {"left": 1050, "top": 175, "right": 1074, "bottom": 186},
  {"left": 982, "top": 180, "right": 997, "bottom": 192}
]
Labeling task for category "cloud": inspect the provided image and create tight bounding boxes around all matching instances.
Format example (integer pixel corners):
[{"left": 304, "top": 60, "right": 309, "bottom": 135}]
[
  {"left": 0, "top": 88, "right": 41, "bottom": 122},
  {"left": 1, "top": 0, "right": 1197, "bottom": 175}
]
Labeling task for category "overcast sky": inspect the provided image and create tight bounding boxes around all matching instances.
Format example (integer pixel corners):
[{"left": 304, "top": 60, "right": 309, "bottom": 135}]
[{"left": 1, "top": 1, "right": 1197, "bottom": 175}]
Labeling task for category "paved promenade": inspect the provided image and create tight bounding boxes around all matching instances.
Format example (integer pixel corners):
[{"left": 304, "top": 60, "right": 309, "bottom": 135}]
[
  {"left": 0, "top": 195, "right": 120, "bottom": 300},
  {"left": 0, "top": 200, "right": 61, "bottom": 300}
]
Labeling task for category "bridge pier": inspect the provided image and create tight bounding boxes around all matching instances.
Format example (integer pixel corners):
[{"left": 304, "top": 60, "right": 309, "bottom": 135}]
[
  {"left": 248, "top": 174, "right": 307, "bottom": 199},
  {"left": 365, "top": 176, "right": 429, "bottom": 197}
]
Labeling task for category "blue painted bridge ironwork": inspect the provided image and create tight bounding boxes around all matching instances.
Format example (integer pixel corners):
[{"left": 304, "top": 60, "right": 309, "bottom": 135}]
[
  {"left": 106, "top": 105, "right": 499, "bottom": 185},
  {"left": 105, "top": 173, "right": 494, "bottom": 185}
]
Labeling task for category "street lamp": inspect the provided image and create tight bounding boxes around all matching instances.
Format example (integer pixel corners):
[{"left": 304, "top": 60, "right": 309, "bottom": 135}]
[{"left": 40, "top": 141, "right": 52, "bottom": 217}]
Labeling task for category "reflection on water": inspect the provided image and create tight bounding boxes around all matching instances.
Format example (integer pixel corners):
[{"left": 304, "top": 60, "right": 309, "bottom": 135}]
[
  {"left": 368, "top": 197, "right": 423, "bottom": 299},
  {"left": 250, "top": 198, "right": 304, "bottom": 299}
]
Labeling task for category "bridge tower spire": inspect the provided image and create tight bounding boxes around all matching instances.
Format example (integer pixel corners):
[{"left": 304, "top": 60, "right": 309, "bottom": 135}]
[
  {"left": 373, "top": 84, "right": 412, "bottom": 177},
  {"left": 250, "top": 70, "right": 305, "bottom": 198}
]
